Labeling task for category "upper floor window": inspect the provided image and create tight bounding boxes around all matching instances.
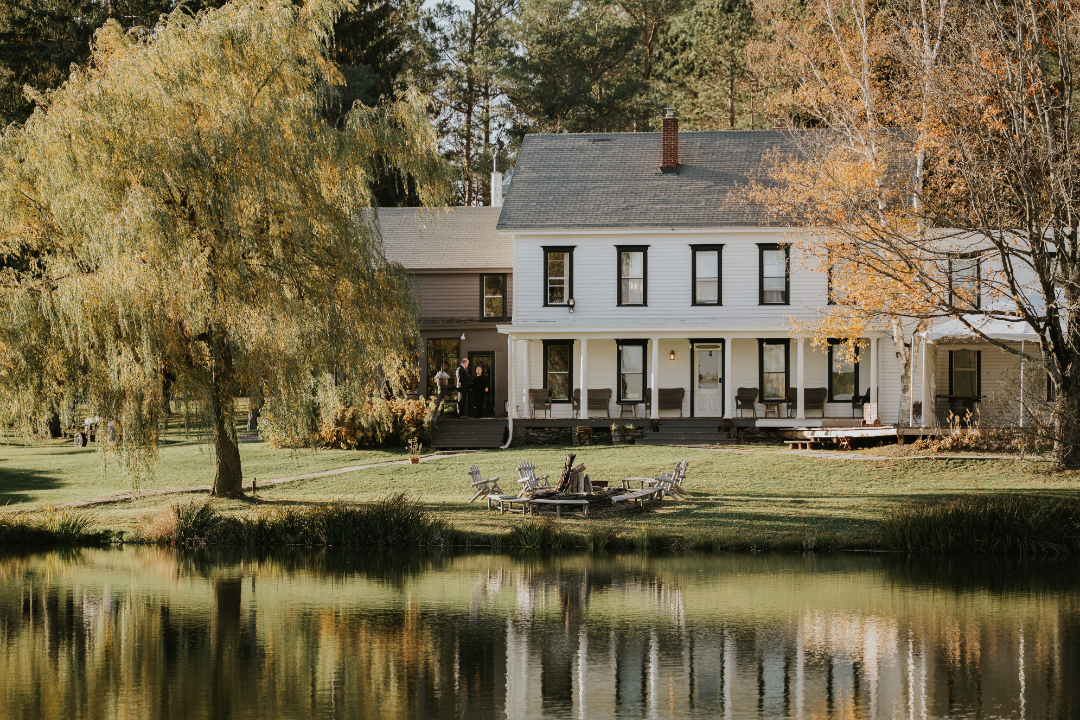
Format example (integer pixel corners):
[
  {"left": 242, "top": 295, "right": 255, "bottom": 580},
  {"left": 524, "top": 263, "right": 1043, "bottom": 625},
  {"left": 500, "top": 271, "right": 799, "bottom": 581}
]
[
  {"left": 543, "top": 247, "right": 574, "bottom": 306},
  {"left": 481, "top": 274, "right": 507, "bottom": 320},
  {"left": 692, "top": 245, "right": 722, "bottom": 305},
  {"left": 617, "top": 340, "right": 647, "bottom": 403},
  {"left": 759, "top": 244, "right": 789, "bottom": 305},
  {"left": 617, "top": 246, "right": 648, "bottom": 306},
  {"left": 949, "top": 254, "right": 980, "bottom": 309},
  {"left": 828, "top": 340, "right": 859, "bottom": 402}
]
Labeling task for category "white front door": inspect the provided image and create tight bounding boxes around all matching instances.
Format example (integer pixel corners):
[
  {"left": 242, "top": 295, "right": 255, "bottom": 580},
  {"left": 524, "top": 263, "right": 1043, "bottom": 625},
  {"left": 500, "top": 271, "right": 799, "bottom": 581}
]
[{"left": 694, "top": 345, "right": 723, "bottom": 416}]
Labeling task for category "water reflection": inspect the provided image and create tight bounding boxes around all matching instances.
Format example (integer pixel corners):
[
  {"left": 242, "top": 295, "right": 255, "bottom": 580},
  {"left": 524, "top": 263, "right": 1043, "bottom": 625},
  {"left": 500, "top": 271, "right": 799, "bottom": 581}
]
[{"left": 0, "top": 549, "right": 1077, "bottom": 719}]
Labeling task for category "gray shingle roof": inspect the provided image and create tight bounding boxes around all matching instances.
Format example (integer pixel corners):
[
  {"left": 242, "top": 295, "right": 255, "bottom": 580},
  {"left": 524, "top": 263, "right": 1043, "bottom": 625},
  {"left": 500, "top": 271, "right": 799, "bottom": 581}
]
[
  {"left": 496, "top": 130, "right": 798, "bottom": 230},
  {"left": 377, "top": 207, "right": 510, "bottom": 270}
]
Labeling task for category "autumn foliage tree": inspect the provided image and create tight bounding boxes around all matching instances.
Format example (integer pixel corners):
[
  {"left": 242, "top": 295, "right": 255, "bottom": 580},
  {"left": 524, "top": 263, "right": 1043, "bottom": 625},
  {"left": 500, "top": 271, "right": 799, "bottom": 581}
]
[
  {"left": 0, "top": 0, "right": 451, "bottom": 495},
  {"left": 749, "top": 0, "right": 1080, "bottom": 464}
]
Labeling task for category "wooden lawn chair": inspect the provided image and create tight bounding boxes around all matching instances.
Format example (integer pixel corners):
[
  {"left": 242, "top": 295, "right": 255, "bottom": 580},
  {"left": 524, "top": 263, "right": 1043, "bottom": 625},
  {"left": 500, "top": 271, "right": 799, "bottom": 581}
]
[
  {"left": 621, "top": 459, "right": 689, "bottom": 501},
  {"left": 517, "top": 460, "right": 552, "bottom": 491}
]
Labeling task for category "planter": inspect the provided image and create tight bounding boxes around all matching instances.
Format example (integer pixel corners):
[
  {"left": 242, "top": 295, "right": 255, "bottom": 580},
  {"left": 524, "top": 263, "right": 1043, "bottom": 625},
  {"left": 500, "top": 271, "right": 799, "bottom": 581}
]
[
  {"left": 409, "top": 457, "right": 420, "bottom": 464},
  {"left": 612, "top": 433, "right": 635, "bottom": 445}
]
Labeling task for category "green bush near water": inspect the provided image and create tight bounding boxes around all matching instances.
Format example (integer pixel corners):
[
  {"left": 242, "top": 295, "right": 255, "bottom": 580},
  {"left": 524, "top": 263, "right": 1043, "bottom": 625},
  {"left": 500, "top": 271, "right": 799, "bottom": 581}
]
[
  {"left": 881, "top": 495, "right": 1080, "bottom": 555},
  {"left": 136, "top": 492, "right": 453, "bottom": 547},
  {"left": 0, "top": 506, "right": 108, "bottom": 545}
]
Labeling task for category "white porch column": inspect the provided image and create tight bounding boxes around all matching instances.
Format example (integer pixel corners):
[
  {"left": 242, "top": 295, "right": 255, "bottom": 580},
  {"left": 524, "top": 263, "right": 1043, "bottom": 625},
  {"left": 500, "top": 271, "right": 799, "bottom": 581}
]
[
  {"left": 723, "top": 338, "right": 733, "bottom": 418},
  {"left": 650, "top": 338, "right": 660, "bottom": 419},
  {"left": 796, "top": 338, "right": 806, "bottom": 420},
  {"left": 522, "top": 339, "right": 531, "bottom": 418},
  {"left": 869, "top": 336, "right": 878, "bottom": 404},
  {"left": 579, "top": 338, "right": 589, "bottom": 419},
  {"left": 508, "top": 334, "right": 516, "bottom": 419}
]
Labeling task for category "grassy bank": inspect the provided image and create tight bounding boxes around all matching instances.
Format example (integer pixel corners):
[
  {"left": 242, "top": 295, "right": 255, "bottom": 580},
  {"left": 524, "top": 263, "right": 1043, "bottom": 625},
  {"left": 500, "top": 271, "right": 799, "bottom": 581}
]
[{"left": 5, "top": 439, "right": 1080, "bottom": 552}]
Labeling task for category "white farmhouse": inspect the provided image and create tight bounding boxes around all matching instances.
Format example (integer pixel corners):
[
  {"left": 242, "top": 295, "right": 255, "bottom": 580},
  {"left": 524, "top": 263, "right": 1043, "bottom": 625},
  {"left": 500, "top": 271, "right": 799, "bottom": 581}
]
[{"left": 494, "top": 111, "right": 1037, "bottom": 436}]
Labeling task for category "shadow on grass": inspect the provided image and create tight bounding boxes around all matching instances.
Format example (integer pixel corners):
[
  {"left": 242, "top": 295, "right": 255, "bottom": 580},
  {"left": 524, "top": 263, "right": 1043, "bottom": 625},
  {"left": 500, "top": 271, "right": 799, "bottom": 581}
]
[{"left": 0, "top": 466, "right": 65, "bottom": 505}]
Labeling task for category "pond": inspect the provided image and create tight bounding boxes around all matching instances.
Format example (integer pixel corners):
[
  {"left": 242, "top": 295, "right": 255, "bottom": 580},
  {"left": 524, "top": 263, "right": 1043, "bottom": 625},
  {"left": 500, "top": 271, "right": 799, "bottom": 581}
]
[{"left": 1, "top": 548, "right": 1077, "bottom": 719}]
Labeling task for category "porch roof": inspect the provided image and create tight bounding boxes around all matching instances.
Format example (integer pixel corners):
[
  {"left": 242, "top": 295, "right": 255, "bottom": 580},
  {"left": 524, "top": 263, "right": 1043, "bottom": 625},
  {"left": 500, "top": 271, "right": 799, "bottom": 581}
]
[{"left": 919, "top": 314, "right": 1040, "bottom": 343}]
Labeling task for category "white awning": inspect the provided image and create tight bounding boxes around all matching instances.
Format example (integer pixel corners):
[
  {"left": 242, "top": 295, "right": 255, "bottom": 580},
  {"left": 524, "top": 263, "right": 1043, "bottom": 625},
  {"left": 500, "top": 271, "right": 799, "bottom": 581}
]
[{"left": 918, "top": 314, "right": 1040, "bottom": 343}]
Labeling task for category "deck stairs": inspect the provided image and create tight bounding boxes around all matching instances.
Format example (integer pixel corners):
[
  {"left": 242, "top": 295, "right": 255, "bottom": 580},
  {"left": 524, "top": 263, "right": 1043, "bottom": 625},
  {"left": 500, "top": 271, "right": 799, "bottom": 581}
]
[
  {"left": 637, "top": 419, "right": 731, "bottom": 446},
  {"left": 431, "top": 419, "right": 506, "bottom": 449}
]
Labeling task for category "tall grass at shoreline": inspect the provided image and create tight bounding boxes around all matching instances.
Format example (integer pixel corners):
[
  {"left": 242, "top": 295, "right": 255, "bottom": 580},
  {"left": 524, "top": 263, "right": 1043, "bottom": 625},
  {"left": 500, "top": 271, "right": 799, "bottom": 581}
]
[
  {"left": 881, "top": 495, "right": 1080, "bottom": 555},
  {"left": 135, "top": 492, "right": 452, "bottom": 547},
  {"left": 0, "top": 506, "right": 107, "bottom": 544}
]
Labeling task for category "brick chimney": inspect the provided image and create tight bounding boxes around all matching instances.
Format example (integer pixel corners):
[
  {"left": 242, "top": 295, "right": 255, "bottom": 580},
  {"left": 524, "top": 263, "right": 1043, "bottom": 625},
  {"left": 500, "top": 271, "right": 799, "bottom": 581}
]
[{"left": 660, "top": 107, "right": 678, "bottom": 174}]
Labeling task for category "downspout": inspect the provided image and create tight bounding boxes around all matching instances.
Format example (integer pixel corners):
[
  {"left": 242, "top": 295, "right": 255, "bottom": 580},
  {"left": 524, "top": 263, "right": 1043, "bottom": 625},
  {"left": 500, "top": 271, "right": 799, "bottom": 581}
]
[{"left": 502, "top": 332, "right": 514, "bottom": 448}]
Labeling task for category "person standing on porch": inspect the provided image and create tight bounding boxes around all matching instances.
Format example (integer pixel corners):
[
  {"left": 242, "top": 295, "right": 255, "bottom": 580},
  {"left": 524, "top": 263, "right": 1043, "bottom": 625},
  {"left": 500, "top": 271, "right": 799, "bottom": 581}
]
[
  {"left": 456, "top": 358, "right": 471, "bottom": 419},
  {"left": 472, "top": 364, "right": 490, "bottom": 417}
]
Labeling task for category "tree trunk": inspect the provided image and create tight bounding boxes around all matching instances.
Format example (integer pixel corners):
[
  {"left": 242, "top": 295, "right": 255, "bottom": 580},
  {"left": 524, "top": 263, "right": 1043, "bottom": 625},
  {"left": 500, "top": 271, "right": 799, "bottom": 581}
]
[
  {"left": 888, "top": 321, "right": 911, "bottom": 427},
  {"left": 46, "top": 408, "right": 62, "bottom": 438},
  {"left": 1053, "top": 376, "right": 1080, "bottom": 468},
  {"left": 210, "top": 338, "right": 244, "bottom": 497}
]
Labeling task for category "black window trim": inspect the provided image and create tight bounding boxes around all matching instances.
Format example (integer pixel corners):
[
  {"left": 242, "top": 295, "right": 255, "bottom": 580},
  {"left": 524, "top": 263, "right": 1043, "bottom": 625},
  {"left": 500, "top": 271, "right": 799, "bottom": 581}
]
[
  {"left": 758, "top": 338, "right": 791, "bottom": 402},
  {"left": 542, "top": 246, "right": 575, "bottom": 307},
  {"left": 424, "top": 337, "right": 462, "bottom": 398},
  {"left": 758, "top": 243, "right": 791, "bottom": 306},
  {"left": 691, "top": 244, "right": 723, "bottom": 306},
  {"left": 615, "top": 339, "right": 649, "bottom": 404},
  {"left": 948, "top": 252, "right": 982, "bottom": 309},
  {"left": 948, "top": 348, "right": 982, "bottom": 398},
  {"left": 616, "top": 245, "right": 650, "bottom": 307},
  {"left": 542, "top": 339, "right": 574, "bottom": 403},
  {"left": 479, "top": 273, "right": 508, "bottom": 321},
  {"left": 827, "top": 339, "right": 861, "bottom": 403}
]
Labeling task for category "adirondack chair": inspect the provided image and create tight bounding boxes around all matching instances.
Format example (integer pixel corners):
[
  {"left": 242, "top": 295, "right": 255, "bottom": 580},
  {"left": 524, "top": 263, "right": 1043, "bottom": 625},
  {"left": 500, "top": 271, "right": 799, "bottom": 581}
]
[
  {"left": 736, "top": 388, "right": 758, "bottom": 417},
  {"left": 517, "top": 460, "right": 552, "bottom": 491},
  {"left": 621, "top": 459, "right": 689, "bottom": 501},
  {"left": 468, "top": 465, "right": 504, "bottom": 504}
]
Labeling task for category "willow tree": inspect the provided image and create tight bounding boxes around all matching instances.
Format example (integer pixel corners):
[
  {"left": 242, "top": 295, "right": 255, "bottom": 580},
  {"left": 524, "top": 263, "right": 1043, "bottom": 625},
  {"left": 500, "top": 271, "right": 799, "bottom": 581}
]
[{"left": 0, "top": 0, "right": 451, "bottom": 495}]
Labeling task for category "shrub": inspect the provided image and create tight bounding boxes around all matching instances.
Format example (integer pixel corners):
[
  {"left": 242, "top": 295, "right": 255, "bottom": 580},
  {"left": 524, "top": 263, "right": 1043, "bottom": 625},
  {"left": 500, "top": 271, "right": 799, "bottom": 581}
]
[
  {"left": 0, "top": 506, "right": 104, "bottom": 545},
  {"left": 506, "top": 518, "right": 566, "bottom": 549},
  {"left": 913, "top": 410, "right": 1047, "bottom": 454},
  {"left": 881, "top": 495, "right": 1080, "bottom": 555}
]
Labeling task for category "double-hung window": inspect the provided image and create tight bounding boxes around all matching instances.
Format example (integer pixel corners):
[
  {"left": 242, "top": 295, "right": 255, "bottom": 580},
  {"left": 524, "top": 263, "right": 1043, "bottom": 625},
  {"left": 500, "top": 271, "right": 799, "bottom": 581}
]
[
  {"left": 950, "top": 349, "right": 980, "bottom": 398},
  {"left": 480, "top": 274, "right": 507, "bottom": 320},
  {"left": 617, "top": 246, "right": 648, "bottom": 306},
  {"left": 759, "top": 339, "right": 789, "bottom": 402},
  {"left": 949, "top": 254, "right": 980, "bottom": 309},
  {"left": 543, "top": 247, "right": 574, "bottom": 306},
  {"left": 617, "top": 340, "right": 648, "bottom": 404},
  {"left": 692, "top": 245, "right": 722, "bottom": 305},
  {"left": 827, "top": 340, "right": 859, "bottom": 402},
  {"left": 759, "top": 244, "right": 789, "bottom": 305},
  {"left": 543, "top": 341, "right": 573, "bottom": 402}
]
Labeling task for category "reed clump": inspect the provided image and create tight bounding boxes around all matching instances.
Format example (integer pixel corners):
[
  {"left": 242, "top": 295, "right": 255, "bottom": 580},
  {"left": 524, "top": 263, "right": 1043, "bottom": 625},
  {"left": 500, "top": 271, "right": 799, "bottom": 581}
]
[
  {"left": 135, "top": 492, "right": 452, "bottom": 547},
  {"left": 0, "top": 506, "right": 105, "bottom": 545},
  {"left": 506, "top": 518, "right": 567, "bottom": 549},
  {"left": 881, "top": 495, "right": 1080, "bottom": 555}
]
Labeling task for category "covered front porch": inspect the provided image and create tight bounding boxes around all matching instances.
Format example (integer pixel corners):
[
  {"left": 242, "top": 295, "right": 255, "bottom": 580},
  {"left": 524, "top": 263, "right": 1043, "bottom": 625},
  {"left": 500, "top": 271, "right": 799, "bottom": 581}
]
[{"left": 498, "top": 325, "right": 887, "bottom": 427}]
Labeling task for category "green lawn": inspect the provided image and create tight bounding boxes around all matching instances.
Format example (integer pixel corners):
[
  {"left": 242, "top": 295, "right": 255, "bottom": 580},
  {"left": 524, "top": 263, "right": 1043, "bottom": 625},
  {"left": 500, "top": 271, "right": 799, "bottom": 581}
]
[{"left": 5, "top": 435, "right": 1078, "bottom": 548}]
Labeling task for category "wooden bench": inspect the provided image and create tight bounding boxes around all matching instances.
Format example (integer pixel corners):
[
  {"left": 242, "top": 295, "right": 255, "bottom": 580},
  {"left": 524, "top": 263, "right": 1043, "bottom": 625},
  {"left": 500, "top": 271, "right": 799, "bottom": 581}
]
[
  {"left": 529, "top": 498, "right": 590, "bottom": 518},
  {"left": 611, "top": 488, "right": 662, "bottom": 512},
  {"left": 493, "top": 496, "right": 533, "bottom": 515}
]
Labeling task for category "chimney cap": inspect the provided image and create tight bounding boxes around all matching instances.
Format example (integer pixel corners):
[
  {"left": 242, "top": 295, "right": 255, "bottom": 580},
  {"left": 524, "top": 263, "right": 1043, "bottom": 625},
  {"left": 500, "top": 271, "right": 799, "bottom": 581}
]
[{"left": 664, "top": 107, "right": 676, "bottom": 118}]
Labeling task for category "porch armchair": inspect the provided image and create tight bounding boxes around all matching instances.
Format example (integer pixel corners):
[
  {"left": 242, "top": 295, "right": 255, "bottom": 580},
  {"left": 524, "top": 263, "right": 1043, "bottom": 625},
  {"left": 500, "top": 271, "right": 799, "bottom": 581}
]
[
  {"left": 785, "top": 387, "right": 798, "bottom": 418},
  {"left": 735, "top": 387, "right": 758, "bottom": 417},
  {"left": 588, "top": 389, "right": 612, "bottom": 418},
  {"left": 529, "top": 389, "right": 551, "bottom": 418},
  {"left": 646, "top": 388, "right": 686, "bottom": 417},
  {"left": 804, "top": 388, "right": 828, "bottom": 417},
  {"left": 851, "top": 388, "right": 870, "bottom": 417}
]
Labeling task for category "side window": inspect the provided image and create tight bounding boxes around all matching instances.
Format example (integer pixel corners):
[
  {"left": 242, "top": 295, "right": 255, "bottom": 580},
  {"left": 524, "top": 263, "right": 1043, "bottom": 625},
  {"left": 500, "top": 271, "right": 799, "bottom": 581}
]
[
  {"left": 543, "top": 247, "right": 574, "bottom": 306},
  {"left": 480, "top": 274, "right": 506, "bottom": 320},
  {"left": 759, "top": 340, "right": 789, "bottom": 402},
  {"left": 828, "top": 340, "right": 859, "bottom": 402},
  {"left": 759, "top": 244, "right": 790, "bottom": 305},
  {"left": 950, "top": 349, "right": 980, "bottom": 397},
  {"left": 949, "top": 255, "right": 981, "bottom": 309},
  {"left": 543, "top": 341, "right": 573, "bottom": 401},
  {"left": 617, "top": 341, "right": 648, "bottom": 403},
  {"left": 692, "top": 245, "right": 722, "bottom": 305},
  {"left": 617, "top": 246, "right": 648, "bottom": 306}
]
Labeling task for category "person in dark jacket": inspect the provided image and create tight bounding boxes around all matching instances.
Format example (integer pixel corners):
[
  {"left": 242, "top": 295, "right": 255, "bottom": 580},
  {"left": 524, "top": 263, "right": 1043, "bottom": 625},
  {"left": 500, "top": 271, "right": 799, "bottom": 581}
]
[
  {"left": 472, "top": 364, "right": 490, "bottom": 417},
  {"left": 455, "top": 358, "right": 471, "bottom": 419}
]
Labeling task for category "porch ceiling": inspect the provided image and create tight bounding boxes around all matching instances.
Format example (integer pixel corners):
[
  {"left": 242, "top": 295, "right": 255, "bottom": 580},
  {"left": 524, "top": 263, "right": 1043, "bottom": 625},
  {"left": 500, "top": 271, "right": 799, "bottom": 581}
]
[{"left": 496, "top": 324, "right": 884, "bottom": 339}]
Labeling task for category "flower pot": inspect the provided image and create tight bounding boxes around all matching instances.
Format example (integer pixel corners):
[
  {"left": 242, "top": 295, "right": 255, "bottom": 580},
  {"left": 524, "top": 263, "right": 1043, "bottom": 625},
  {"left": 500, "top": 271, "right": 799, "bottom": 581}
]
[
  {"left": 612, "top": 433, "right": 635, "bottom": 445},
  {"left": 409, "top": 457, "right": 420, "bottom": 464}
]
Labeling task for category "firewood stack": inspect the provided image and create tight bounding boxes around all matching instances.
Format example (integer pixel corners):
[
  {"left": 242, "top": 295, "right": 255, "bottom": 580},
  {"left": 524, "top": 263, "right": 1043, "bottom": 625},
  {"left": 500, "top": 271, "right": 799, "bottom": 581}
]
[{"left": 554, "top": 454, "right": 577, "bottom": 493}]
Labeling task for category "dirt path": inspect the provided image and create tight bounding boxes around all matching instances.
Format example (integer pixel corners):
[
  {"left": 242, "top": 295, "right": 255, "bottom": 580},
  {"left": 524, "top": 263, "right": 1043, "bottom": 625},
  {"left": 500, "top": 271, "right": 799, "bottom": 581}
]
[{"left": 14, "top": 452, "right": 472, "bottom": 512}]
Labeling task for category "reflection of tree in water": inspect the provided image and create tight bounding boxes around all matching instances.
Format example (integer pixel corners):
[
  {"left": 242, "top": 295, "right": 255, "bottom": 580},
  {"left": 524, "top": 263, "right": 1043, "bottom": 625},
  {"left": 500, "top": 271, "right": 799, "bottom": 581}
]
[{"left": 0, "top": 549, "right": 1079, "bottom": 718}]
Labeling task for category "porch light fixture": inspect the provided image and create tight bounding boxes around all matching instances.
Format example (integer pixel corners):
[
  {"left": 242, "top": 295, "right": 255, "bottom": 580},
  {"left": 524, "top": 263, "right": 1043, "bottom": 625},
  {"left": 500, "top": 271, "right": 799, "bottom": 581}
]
[
  {"left": 669, "top": 351, "right": 676, "bottom": 361},
  {"left": 460, "top": 333, "right": 466, "bottom": 340},
  {"left": 568, "top": 298, "right": 576, "bottom": 314}
]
